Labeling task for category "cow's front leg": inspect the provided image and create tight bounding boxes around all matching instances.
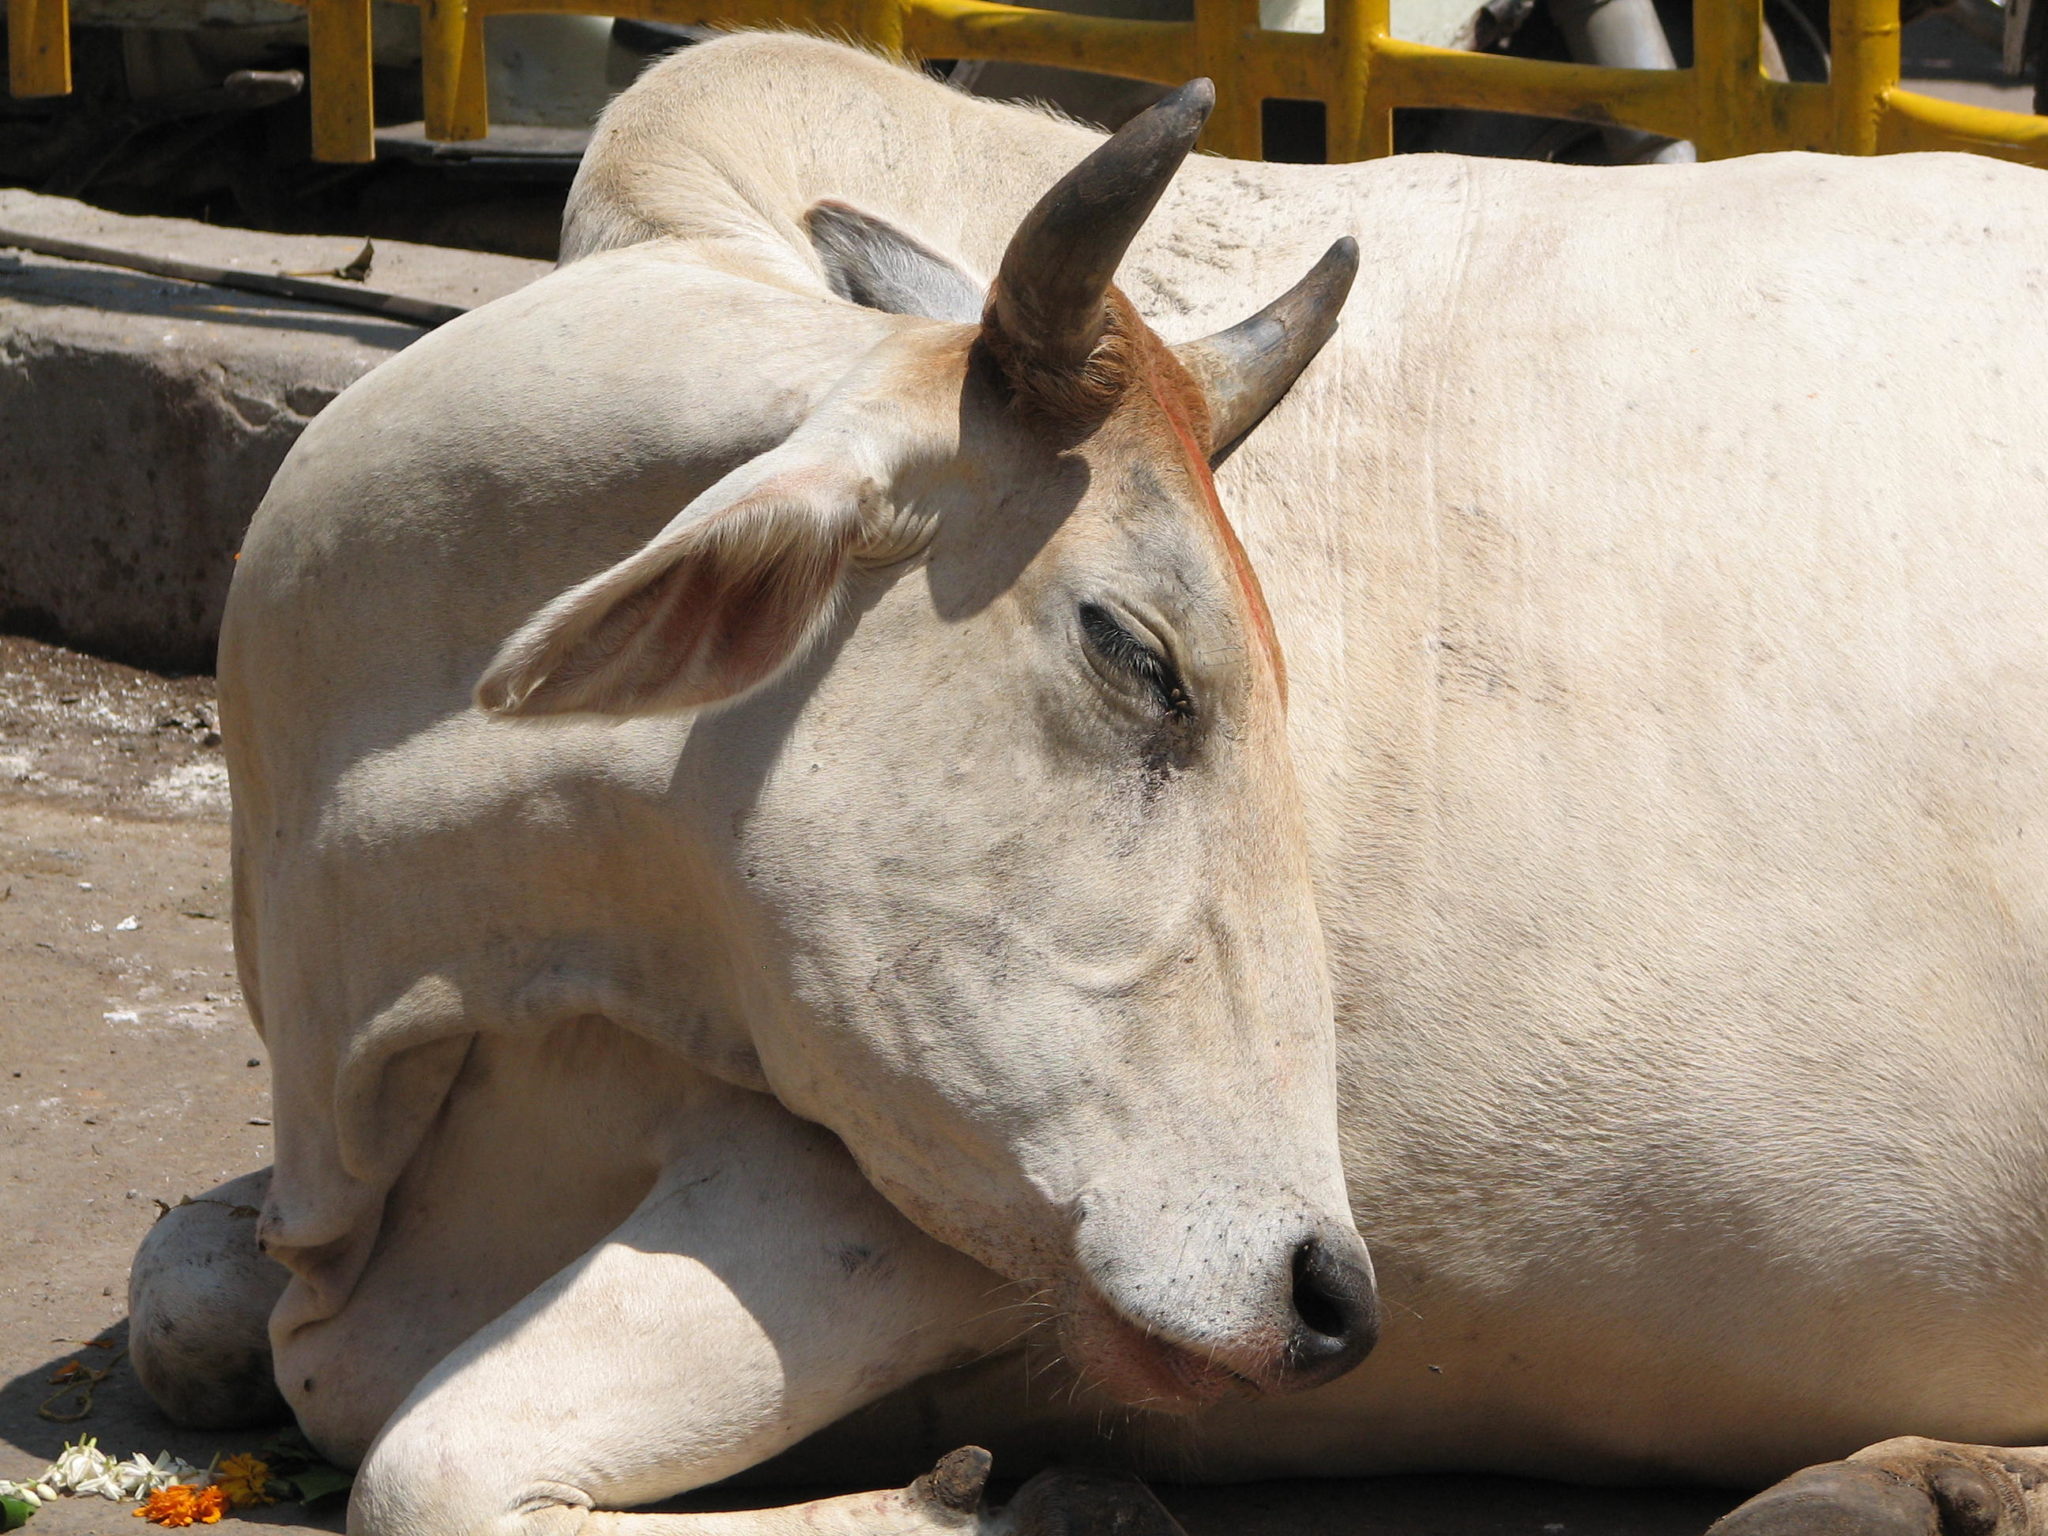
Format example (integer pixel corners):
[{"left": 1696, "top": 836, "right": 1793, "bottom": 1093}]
[
  {"left": 346, "top": 1090, "right": 1085, "bottom": 1536},
  {"left": 1710, "top": 1437, "right": 2048, "bottom": 1536}
]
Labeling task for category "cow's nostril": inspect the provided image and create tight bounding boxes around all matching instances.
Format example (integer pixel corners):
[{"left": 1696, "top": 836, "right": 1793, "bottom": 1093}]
[
  {"left": 1281, "top": 1233, "right": 1379, "bottom": 1390},
  {"left": 1290, "top": 1240, "right": 1349, "bottom": 1340}
]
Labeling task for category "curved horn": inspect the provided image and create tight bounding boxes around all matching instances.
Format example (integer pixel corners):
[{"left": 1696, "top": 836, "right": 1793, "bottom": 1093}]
[
  {"left": 987, "top": 78, "right": 1215, "bottom": 380},
  {"left": 1174, "top": 236, "right": 1359, "bottom": 456}
]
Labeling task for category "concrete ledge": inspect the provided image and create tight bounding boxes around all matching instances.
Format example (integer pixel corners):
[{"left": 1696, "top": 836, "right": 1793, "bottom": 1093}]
[{"left": 0, "top": 193, "right": 549, "bottom": 671}]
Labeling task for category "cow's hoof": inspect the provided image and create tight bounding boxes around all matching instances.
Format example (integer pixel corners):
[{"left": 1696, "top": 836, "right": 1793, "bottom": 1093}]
[
  {"left": 1002, "top": 1469, "right": 1188, "bottom": 1536},
  {"left": 1709, "top": 1463, "right": 1951, "bottom": 1536},
  {"left": 910, "top": 1447, "right": 995, "bottom": 1518}
]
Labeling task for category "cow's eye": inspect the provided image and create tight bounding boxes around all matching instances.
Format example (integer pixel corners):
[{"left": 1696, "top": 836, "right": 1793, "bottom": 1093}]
[{"left": 1079, "top": 604, "right": 1195, "bottom": 721}]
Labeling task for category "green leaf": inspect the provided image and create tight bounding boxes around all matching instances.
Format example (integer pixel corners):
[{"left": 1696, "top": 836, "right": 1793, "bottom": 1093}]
[
  {"left": 283, "top": 1466, "right": 353, "bottom": 1504},
  {"left": 1, "top": 1494, "right": 37, "bottom": 1531}
]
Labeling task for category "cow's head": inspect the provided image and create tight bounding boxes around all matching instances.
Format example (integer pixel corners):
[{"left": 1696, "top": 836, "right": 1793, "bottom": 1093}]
[{"left": 478, "top": 83, "right": 1374, "bottom": 1410}]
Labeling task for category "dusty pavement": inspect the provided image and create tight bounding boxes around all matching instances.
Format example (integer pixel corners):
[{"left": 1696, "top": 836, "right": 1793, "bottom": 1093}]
[
  {"left": 0, "top": 636, "right": 308, "bottom": 1532},
  {"left": 0, "top": 636, "right": 1735, "bottom": 1536}
]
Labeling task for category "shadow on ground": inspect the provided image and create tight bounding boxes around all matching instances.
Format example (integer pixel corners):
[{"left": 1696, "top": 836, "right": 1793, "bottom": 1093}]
[{"left": 0, "top": 1325, "right": 334, "bottom": 1533}]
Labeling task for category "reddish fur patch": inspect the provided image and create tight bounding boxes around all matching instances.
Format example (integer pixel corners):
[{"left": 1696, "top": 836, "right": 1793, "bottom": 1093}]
[
  {"left": 980, "top": 287, "right": 1286, "bottom": 703},
  {"left": 980, "top": 286, "right": 1148, "bottom": 432},
  {"left": 1140, "top": 348, "right": 1288, "bottom": 706}
]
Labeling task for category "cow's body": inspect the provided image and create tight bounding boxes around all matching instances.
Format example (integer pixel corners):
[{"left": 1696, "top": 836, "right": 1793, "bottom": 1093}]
[{"left": 137, "top": 33, "right": 2048, "bottom": 1534}]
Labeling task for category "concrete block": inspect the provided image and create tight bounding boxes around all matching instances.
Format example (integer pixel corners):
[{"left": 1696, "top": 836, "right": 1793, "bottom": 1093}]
[{"left": 0, "top": 192, "right": 548, "bottom": 671}]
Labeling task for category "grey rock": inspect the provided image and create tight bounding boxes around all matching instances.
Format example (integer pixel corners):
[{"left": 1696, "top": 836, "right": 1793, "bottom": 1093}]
[{"left": 0, "top": 194, "right": 549, "bottom": 671}]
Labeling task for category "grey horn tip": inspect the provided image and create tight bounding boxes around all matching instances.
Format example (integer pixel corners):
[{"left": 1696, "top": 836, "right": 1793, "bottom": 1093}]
[
  {"left": 1148, "top": 78, "right": 1216, "bottom": 138},
  {"left": 1319, "top": 235, "right": 1361, "bottom": 293},
  {"left": 1172, "top": 231, "right": 1361, "bottom": 457},
  {"left": 1166, "top": 77, "right": 1217, "bottom": 115}
]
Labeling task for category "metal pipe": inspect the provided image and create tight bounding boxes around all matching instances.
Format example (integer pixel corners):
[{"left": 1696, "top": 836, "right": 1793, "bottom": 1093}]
[{"left": 0, "top": 227, "right": 463, "bottom": 326}]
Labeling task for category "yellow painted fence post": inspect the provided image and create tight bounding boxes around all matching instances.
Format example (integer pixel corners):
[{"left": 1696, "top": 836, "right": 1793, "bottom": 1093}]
[
  {"left": 1193, "top": 0, "right": 1265, "bottom": 160},
  {"left": 1327, "top": 0, "right": 1391, "bottom": 160},
  {"left": 306, "top": 0, "right": 375, "bottom": 161},
  {"left": 7, "top": 0, "right": 71, "bottom": 97},
  {"left": 1833, "top": 0, "right": 1901, "bottom": 153},
  {"left": 422, "top": 0, "right": 489, "bottom": 140}
]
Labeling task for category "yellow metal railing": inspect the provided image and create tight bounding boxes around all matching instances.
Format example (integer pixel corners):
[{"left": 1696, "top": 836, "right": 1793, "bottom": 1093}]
[{"left": 12, "top": 0, "right": 2048, "bottom": 169}]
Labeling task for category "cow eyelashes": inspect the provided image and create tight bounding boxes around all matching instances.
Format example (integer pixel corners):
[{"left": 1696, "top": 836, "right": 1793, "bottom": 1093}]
[{"left": 1079, "top": 604, "right": 1196, "bottom": 722}]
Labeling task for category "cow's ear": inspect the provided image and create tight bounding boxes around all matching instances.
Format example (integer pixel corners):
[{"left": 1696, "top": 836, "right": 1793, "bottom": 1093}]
[
  {"left": 805, "top": 200, "right": 986, "bottom": 324},
  {"left": 476, "top": 457, "right": 879, "bottom": 717}
]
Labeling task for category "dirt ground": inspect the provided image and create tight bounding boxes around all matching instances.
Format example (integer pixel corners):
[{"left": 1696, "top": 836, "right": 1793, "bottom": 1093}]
[{"left": 0, "top": 636, "right": 1737, "bottom": 1536}]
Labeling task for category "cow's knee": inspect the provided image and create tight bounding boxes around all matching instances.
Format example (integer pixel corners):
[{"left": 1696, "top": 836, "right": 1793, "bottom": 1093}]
[
  {"left": 350, "top": 1411, "right": 592, "bottom": 1536},
  {"left": 128, "top": 1168, "right": 291, "bottom": 1428}
]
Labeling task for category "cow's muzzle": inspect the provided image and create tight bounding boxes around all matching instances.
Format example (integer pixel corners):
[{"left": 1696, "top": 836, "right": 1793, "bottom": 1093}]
[{"left": 1060, "top": 1222, "right": 1380, "bottom": 1409}]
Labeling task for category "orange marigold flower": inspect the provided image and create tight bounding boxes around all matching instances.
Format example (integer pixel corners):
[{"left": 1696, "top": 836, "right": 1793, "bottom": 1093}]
[
  {"left": 133, "top": 1485, "right": 229, "bottom": 1526},
  {"left": 135, "top": 1486, "right": 195, "bottom": 1526},
  {"left": 212, "top": 1454, "right": 275, "bottom": 1509},
  {"left": 134, "top": 1485, "right": 196, "bottom": 1525}
]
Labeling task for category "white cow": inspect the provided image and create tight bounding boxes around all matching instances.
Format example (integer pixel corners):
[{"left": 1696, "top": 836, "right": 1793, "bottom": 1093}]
[{"left": 132, "top": 32, "right": 2048, "bottom": 1536}]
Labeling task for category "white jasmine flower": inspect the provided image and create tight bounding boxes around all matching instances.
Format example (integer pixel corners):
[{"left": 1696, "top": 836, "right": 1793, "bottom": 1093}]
[
  {"left": 118, "top": 1451, "right": 200, "bottom": 1496},
  {"left": 10, "top": 1438, "right": 207, "bottom": 1504},
  {"left": 71, "top": 1467, "right": 131, "bottom": 1501},
  {"left": 46, "top": 1435, "right": 115, "bottom": 1492}
]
